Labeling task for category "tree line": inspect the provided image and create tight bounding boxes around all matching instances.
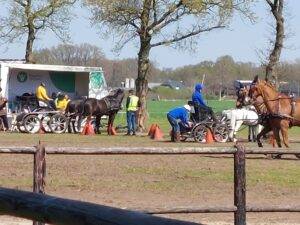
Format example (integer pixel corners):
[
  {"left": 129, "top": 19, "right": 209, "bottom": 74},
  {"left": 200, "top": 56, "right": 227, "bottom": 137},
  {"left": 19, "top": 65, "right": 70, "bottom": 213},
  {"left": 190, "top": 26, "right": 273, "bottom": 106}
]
[{"left": 34, "top": 43, "right": 300, "bottom": 97}]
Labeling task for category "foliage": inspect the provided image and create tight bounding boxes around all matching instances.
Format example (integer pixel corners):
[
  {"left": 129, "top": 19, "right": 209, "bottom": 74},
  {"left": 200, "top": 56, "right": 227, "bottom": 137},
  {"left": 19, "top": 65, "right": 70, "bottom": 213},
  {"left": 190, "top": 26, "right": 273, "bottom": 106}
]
[
  {"left": 85, "top": 0, "right": 254, "bottom": 51},
  {"left": 0, "top": 0, "right": 77, "bottom": 62},
  {"left": 34, "top": 43, "right": 106, "bottom": 66}
]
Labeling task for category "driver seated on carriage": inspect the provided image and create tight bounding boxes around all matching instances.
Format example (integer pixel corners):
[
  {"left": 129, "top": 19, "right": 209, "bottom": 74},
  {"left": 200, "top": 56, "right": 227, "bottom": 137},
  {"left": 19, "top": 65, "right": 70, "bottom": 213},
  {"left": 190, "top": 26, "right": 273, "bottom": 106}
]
[
  {"left": 36, "top": 82, "right": 55, "bottom": 109},
  {"left": 191, "top": 83, "right": 217, "bottom": 123}
]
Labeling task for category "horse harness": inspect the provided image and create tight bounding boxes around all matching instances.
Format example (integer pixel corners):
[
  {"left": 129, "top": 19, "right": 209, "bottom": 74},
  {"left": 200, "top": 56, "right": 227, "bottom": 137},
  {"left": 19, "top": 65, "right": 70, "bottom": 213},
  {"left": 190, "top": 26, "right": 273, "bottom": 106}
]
[
  {"left": 256, "top": 84, "right": 298, "bottom": 122},
  {"left": 103, "top": 96, "right": 122, "bottom": 112}
]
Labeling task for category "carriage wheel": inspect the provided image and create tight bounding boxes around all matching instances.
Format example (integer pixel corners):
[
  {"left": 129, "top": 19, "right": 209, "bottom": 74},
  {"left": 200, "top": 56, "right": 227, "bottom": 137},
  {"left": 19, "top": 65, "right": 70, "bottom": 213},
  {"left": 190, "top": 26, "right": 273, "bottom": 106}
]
[
  {"left": 40, "top": 115, "right": 52, "bottom": 133},
  {"left": 49, "top": 114, "right": 68, "bottom": 134},
  {"left": 193, "top": 124, "right": 208, "bottom": 143},
  {"left": 213, "top": 124, "right": 229, "bottom": 143},
  {"left": 24, "top": 115, "right": 41, "bottom": 134}
]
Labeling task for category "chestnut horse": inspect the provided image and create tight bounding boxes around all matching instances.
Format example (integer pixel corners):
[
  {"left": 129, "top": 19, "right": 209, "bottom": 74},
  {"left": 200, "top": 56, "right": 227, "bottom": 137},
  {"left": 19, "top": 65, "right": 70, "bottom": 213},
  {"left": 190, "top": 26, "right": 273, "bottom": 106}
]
[
  {"left": 238, "top": 86, "right": 278, "bottom": 148},
  {"left": 249, "top": 76, "right": 300, "bottom": 150},
  {"left": 81, "top": 88, "right": 125, "bottom": 135}
]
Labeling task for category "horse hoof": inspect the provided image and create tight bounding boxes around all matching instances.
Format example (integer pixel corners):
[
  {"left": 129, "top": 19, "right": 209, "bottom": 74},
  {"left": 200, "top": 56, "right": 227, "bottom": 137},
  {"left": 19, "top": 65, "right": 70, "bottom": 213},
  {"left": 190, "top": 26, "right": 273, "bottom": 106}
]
[{"left": 258, "top": 143, "right": 263, "bottom": 148}]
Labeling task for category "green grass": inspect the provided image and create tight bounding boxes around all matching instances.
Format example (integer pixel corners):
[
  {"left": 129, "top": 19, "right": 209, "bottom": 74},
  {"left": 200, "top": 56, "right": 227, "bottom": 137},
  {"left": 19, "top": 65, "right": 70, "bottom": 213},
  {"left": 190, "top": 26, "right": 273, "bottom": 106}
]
[
  {"left": 115, "top": 99, "right": 235, "bottom": 132},
  {"left": 149, "top": 86, "right": 192, "bottom": 100}
]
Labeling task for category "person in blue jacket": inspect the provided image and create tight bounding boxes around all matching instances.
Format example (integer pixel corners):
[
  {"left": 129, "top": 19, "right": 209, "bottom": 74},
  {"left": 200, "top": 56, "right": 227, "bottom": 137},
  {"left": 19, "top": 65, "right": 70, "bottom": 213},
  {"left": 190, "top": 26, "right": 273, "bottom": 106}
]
[
  {"left": 192, "top": 83, "right": 217, "bottom": 122},
  {"left": 167, "top": 105, "right": 191, "bottom": 142}
]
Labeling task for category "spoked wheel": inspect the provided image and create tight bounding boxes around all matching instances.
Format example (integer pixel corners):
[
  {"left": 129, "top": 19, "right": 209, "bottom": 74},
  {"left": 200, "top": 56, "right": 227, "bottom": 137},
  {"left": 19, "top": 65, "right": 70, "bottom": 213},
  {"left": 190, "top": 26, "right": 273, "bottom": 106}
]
[
  {"left": 213, "top": 124, "right": 229, "bottom": 143},
  {"left": 40, "top": 114, "right": 53, "bottom": 133},
  {"left": 24, "top": 115, "right": 41, "bottom": 134},
  {"left": 16, "top": 113, "right": 26, "bottom": 133},
  {"left": 193, "top": 124, "right": 208, "bottom": 143},
  {"left": 49, "top": 114, "right": 68, "bottom": 134}
]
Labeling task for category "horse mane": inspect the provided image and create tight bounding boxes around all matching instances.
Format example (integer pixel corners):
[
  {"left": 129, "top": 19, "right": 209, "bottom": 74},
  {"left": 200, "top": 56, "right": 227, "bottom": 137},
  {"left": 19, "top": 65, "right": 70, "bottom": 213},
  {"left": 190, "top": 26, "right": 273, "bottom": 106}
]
[
  {"left": 107, "top": 88, "right": 124, "bottom": 98},
  {"left": 258, "top": 80, "right": 289, "bottom": 98}
]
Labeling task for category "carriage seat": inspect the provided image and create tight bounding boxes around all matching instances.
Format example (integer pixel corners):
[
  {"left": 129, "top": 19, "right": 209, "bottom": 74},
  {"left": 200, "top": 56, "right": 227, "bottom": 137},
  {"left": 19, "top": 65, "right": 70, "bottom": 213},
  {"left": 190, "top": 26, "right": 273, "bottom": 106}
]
[{"left": 189, "top": 102, "right": 212, "bottom": 123}]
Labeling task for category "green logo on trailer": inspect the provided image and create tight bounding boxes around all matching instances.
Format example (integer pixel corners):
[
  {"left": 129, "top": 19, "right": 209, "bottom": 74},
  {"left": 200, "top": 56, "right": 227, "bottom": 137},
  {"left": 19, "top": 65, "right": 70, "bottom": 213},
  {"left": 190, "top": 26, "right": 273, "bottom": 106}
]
[
  {"left": 17, "top": 71, "right": 28, "bottom": 83},
  {"left": 89, "top": 71, "right": 104, "bottom": 89}
]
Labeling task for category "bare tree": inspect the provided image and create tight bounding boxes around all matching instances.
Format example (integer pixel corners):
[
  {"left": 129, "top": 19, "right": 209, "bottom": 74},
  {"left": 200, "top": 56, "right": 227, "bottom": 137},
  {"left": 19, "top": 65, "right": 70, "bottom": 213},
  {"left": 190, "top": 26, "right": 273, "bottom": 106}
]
[
  {"left": 265, "top": 0, "right": 285, "bottom": 84},
  {"left": 86, "top": 0, "right": 254, "bottom": 131},
  {"left": 33, "top": 43, "right": 106, "bottom": 66},
  {"left": 0, "top": 0, "right": 77, "bottom": 63}
]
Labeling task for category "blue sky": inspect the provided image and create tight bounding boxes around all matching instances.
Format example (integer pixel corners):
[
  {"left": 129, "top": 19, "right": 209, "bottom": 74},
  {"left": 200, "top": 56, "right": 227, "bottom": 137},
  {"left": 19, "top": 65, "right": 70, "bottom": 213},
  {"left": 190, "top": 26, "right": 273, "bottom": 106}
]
[{"left": 0, "top": 0, "right": 299, "bottom": 69}]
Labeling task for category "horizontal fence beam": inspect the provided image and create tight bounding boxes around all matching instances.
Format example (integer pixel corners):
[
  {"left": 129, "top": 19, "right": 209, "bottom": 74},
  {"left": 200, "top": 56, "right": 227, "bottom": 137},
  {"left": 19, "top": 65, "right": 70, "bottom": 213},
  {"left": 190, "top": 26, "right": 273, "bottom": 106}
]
[
  {"left": 0, "top": 146, "right": 299, "bottom": 155},
  {"left": 0, "top": 187, "right": 201, "bottom": 225},
  {"left": 0, "top": 147, "right": 36, "bottom": 154},
  {"left": 129, "top": 205, "right": 300, "bottom": 214}
]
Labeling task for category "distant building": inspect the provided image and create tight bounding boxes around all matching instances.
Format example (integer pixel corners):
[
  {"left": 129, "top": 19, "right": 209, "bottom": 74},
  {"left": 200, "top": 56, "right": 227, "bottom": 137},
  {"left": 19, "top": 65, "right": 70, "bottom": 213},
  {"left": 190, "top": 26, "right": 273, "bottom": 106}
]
[
  {"left": 161, "top": 80, "right": 184, "bottom": 90},
  {"left": 122, "top": 78, "right": 135, "bottom": 89}
]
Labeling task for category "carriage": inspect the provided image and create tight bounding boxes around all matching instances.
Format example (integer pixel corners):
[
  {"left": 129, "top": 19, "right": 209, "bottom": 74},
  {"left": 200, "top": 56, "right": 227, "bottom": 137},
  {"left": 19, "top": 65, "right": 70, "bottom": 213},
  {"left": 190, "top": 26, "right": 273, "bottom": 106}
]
[
  {"left": 179, "top": 102, "right": 230, "bottom": 143},
  {"left": 15, "top": 108, "right": 68, "bottom": 134}
]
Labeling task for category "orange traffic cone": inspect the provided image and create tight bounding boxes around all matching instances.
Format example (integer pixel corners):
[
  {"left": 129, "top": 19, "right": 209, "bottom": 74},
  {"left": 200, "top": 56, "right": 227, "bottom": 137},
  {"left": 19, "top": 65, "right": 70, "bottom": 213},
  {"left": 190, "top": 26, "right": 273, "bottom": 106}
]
[
  {"left": 269, "top": 134, "right": 275, "bottom": 147},
  {"left": 81, "top": 121, "right": 95, "bottom": 135},
  {"left": 205, "top": 128, "right": 214, "bottom": 144},
  {"left": 148, "top": 124, "right": 157, "bottom": 136},
  {"left": 152, "top": 125, "right": 164, "bottom": 140}
]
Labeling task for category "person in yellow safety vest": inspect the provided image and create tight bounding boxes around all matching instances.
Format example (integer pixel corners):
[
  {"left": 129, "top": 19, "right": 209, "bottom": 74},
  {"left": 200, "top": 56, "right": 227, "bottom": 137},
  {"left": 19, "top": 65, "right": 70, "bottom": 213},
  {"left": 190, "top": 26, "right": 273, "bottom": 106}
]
[
  {"left": 125, "top": 89, "right": 140, "bottom": 135},
  {"left": 56, "top": 94, "right": 70, "bottom": 111},
  {"left": 36, "top": 82, "right": 52, "bottom": 107}
]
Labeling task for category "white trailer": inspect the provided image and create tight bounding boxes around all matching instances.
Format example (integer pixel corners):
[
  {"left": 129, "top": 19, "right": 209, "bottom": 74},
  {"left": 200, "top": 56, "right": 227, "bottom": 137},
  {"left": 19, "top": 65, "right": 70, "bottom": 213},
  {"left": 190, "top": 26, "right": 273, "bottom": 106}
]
[{"left": 0, "top": 62, "right": 108, "bottom": 111}]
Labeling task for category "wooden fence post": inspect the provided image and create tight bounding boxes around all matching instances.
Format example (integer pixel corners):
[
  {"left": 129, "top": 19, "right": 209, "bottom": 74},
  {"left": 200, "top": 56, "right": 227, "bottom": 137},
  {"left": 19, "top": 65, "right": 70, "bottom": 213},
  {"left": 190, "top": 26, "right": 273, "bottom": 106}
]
[
  {"left": 234, "top": 144, "right": 246, "bottom": 225},
  {"left": 33, "top": 142, "right": 46, "bottom": 225}
]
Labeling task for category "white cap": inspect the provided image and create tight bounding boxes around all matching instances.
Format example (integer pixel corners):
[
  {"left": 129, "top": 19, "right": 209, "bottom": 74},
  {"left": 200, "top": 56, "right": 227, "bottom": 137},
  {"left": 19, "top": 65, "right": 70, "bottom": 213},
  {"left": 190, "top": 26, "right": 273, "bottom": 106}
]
[{"left": 183, "top": 104, "right": 191, "bottom": 112}]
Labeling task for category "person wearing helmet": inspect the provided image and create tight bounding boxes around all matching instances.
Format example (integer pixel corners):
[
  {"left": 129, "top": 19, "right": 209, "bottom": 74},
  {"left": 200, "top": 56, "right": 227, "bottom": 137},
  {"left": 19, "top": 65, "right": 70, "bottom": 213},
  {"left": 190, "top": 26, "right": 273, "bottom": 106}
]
[
  {"left": 36, "top": 82, "right": 52, "bottom": 108},
  {"left": 192, "top": 83, "right": 217, "bottom": 122},
  {"left": 167, "top": 104, "right": 192, "bottom": 142}
]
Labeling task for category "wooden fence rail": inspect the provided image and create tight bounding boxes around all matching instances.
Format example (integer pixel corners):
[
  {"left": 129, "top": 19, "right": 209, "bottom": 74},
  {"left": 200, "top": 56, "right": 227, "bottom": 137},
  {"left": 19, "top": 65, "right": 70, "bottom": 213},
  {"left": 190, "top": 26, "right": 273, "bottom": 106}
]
[
  {"left": 0, "top": 144, "right": 299, "bottom": 225},
  {"left": 0, "top": 187, "right": 201, "bottom": 225},
  {"left": 1, "top": 146, "right": 300, "bottom": 155}
]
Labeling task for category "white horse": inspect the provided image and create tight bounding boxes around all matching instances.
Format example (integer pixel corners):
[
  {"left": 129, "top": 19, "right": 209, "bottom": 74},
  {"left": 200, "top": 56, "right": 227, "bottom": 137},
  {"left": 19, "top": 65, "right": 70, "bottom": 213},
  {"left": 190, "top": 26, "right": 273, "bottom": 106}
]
[{"left": 222, "top": 106, "right": 263, "bottom": 142}]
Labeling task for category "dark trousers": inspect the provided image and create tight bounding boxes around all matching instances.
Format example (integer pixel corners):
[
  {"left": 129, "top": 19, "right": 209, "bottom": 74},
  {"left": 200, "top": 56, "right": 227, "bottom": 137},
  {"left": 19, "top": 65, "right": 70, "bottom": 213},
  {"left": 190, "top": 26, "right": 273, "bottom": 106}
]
[
  {"left": 167, "top": 114, "right": 179, "bottom": 133},
  {"left": 194, "top": 104, "right": 216, "bottom": 122},
  {"left": 0, "top": 115, "right": 9, "bottom": 130},
  {"left": 126, "top": 111, "right": 136, "bottom": 134}
]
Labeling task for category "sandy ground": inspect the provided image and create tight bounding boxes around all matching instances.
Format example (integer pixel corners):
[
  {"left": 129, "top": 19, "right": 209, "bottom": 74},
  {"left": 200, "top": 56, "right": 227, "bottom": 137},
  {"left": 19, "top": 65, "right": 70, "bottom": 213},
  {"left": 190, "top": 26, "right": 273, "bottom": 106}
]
[{"left": 0, "top": 134, "right": 299, "bottom": 225}]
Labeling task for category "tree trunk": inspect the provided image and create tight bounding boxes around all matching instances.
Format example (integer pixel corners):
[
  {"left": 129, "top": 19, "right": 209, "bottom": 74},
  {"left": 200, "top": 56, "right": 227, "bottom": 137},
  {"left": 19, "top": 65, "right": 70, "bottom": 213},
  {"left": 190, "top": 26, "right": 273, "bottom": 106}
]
[
  {"left": 25, "top": 26, "right": 35, "bottom": 63},
  {"left": 136, "top": 37, "right": 151, "bottom": 132},
  {"left": 265, "top": 0, "right": 284, "bottom": 88}
]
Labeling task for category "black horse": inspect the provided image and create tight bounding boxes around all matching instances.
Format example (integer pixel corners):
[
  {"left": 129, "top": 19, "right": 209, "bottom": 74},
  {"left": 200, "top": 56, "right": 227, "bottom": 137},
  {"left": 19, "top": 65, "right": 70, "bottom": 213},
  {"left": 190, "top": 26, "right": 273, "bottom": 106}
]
[
  {"left": 65, "top": 98, "right": 85, "bottom": 133},
  {"left": 81, "top": 88, "right": 125, "bottom": 134}
]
